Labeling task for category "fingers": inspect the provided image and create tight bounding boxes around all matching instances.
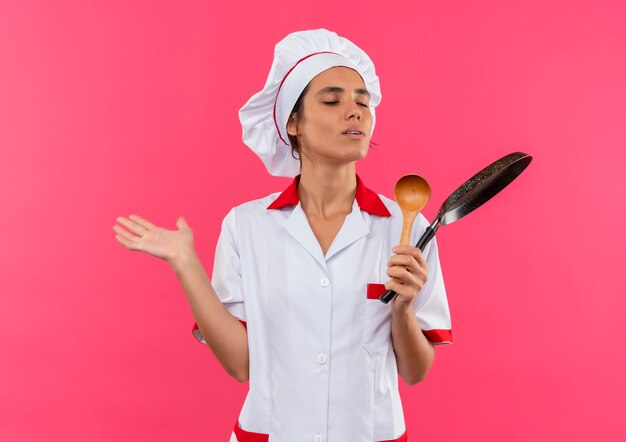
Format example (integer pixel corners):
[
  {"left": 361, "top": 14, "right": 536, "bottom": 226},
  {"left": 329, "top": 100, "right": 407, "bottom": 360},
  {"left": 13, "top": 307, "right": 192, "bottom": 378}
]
[
  {"left": 384, "top": 277, "right": 418, "bottom": 299},
  {"left": 385, "top": 268, "right": 425, "bottom": 301},
  {"left": 115, "top": 215, "right": 150, "bottom": 237},
  {"left": 385, "top": 244, "right": 429, "bottom": 299},
  {"left": 113, "top": 214, "right": 156, "bottom": 251},
  {"left": 113, "top": 224, "right": 136, "bottom": 241},
  {"left": 386, "top": 265, "right": 425, "bottom": 289},
  {"left": 391, "top": 244, "right": 428, "bottom": 268},
  {"left": 387, "top": 254, "right": 428, "bottom": 277},
  {"left": 391, "top": 275, "right": 405, "bottom": 285},
  {"left": 387, "top": 254, "right": 417, "bottom": 271},
  {"left": 114, "top": 231, "right": 138, "bottom": 250},
  {"left": 129, "top": 214, "right": 157, "bottom": 230}
]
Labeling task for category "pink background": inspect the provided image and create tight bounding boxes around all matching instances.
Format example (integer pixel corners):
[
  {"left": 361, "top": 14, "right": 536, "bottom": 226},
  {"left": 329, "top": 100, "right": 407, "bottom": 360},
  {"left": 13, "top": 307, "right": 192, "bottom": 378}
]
[{"left": 1, "top": 0, "right": 624, "bottom": 440}]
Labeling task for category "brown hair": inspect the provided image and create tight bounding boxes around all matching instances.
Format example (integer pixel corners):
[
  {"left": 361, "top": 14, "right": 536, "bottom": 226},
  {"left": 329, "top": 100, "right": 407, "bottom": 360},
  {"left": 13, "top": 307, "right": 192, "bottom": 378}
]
[{"left": 286, "top": 82, "right": 311, "bottom": 167}]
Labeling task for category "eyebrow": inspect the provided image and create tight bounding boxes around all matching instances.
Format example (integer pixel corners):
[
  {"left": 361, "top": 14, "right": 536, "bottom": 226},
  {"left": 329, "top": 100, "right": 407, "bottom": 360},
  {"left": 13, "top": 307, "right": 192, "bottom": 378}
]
[{"left": 315, "top": 86, "right": 370, "bottom": 98}]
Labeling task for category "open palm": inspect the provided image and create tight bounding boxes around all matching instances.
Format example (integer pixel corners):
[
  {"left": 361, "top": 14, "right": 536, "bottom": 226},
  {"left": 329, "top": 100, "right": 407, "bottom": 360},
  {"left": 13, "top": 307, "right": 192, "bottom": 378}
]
[{"left": 113, "top": 214, "right": 194, "bottom": 263}]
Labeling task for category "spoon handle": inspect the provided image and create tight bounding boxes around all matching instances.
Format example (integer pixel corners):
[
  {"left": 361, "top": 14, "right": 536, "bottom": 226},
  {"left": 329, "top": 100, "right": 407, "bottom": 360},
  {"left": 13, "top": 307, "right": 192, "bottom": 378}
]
[
  {"left": 399, "top": 211, "right": 418, "bottom": 245},
  {"left": 391, "top": 211, "right": 419, "bottom": 285}
]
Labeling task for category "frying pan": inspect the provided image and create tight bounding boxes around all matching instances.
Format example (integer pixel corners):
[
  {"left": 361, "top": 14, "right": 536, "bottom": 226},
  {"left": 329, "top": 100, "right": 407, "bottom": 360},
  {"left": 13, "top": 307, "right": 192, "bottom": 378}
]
[{"left": 380, "top": 151, "right": 533, "bottom": 304}]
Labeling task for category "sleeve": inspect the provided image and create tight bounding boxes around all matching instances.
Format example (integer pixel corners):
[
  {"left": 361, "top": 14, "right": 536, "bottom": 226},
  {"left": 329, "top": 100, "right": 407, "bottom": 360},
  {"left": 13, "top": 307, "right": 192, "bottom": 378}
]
[
  {"left": 192, "top": 207, "right": 247, "bottom": 345},
  {"left": 411, "top": 224, "right": 453, "bottom": 345}
]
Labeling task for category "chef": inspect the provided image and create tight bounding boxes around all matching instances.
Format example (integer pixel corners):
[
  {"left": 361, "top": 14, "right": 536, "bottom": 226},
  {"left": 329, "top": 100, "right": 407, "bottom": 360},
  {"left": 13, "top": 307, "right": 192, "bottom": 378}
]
[
  {"left": 190, "top": 29, "right": 454, "bottom": 441},
  {"left": 112, "top": 27, "right": 452, "bottom": 442}
]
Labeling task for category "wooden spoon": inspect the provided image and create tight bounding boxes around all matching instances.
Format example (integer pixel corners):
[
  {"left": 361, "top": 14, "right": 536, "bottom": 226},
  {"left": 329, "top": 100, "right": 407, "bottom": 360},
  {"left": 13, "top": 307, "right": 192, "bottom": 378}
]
[
  {"left": 395, "top": 174, "right": 431, "bottom": 245},
  {"left": 394, "top": 174, "right": 431, "bottom": 282}
]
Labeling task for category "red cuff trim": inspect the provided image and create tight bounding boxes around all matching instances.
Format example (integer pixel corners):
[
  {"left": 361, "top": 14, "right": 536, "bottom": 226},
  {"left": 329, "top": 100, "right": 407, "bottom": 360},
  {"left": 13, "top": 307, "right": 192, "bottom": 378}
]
[
  {"left": 367, "top": 283, "right": 387, "bottom": 299},
  {"left": 233, "top": 421, "right": 407, "bottom": 442},
  {"left": 233, "top": 421, "right": 268, "bottom": 442},
  {"left": 379, "top": 431, "right": 408, "bottom": 442},
  {"left": 192, "top": 320, "right": 247, "bottom": 341},
  {"left": 423, "top": 329, "right": 453, "bottom": 344}
]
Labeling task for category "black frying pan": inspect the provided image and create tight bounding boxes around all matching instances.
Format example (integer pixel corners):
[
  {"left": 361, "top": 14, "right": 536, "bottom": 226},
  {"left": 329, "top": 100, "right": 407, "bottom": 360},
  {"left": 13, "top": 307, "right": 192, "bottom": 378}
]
[{"left": 380, "top": 151, "right": 533, "bottom": 304}]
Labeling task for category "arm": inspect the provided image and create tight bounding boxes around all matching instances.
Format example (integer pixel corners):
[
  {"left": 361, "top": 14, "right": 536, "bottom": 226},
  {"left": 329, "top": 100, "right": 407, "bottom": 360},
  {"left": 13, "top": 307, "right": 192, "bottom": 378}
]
[
  {"left": 113, "top": 213, "right": 249, "bottom": 382},
  {"left": 390, "top": 307, "right": 434, "bottom": 386},
  {"left": 171, "top": 250, "right": 250, "bottom": 383}
]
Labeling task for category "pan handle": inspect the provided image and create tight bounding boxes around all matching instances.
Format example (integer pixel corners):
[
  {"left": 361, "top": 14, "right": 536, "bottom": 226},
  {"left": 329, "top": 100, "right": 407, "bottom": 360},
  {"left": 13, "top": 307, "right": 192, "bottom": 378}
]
[
  {"left": 379, "top": 226, "right": 438, "bottom": 304},
  {"left": 416, "top": 226, "right": 437, "bottom": 250}
]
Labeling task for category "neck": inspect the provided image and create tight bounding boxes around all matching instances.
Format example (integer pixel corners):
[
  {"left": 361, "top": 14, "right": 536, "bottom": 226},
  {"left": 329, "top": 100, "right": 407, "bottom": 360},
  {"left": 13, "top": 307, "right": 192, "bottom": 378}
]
[{"left": 297, "top": 164, "right": 357, "bottom": 219}]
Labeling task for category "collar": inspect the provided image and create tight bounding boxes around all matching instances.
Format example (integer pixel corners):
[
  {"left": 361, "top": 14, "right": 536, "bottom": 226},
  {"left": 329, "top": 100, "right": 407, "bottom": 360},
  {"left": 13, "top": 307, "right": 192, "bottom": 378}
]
[{"left": 267, "top": 174, "right": 392, "bottom": 217}]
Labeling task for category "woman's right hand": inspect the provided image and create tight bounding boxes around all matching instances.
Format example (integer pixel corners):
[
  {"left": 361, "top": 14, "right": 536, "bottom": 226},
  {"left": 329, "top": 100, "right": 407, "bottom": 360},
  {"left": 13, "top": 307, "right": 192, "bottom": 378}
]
[{"left": 113, "top": 214, "right": 195, "bottom": 264}]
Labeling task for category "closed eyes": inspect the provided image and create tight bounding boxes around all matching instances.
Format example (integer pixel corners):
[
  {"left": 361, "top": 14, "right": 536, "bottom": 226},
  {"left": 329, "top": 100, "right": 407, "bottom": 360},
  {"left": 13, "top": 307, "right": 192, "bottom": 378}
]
[{"left": 322, "top": 101, "right": 369, "bottom": 108}]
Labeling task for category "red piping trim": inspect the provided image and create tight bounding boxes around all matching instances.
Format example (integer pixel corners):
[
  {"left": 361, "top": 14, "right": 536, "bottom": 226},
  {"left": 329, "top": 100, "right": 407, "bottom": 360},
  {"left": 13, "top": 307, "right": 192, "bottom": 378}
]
[{"left": 272, "top": 51, "right": 338, "bottom": 145}]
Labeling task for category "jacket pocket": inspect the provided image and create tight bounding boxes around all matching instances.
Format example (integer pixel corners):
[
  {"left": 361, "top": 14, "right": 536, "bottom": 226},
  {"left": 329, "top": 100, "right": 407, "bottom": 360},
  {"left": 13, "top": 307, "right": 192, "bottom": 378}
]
[{"left": 362, "top": 283, "right": 392, "bottom": 356}]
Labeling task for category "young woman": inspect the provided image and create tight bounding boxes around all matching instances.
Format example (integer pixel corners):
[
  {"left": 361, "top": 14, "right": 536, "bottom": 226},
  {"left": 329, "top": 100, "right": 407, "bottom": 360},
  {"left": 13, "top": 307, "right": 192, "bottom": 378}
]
[{"left": 114, "top": 29, "right": 452, "bottom": 442}]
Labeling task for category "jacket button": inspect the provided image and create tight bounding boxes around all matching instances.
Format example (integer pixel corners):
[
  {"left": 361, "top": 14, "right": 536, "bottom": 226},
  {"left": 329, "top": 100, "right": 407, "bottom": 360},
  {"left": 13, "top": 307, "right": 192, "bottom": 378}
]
[
  {"left": 313, "top": 435, "right": 324, "bottom": 442},
  {"left": 320, "top": 277, "right": 330, "bottom": 287},
  {"left": 316, "top": 353, "right": 328, "bottom": 364}
]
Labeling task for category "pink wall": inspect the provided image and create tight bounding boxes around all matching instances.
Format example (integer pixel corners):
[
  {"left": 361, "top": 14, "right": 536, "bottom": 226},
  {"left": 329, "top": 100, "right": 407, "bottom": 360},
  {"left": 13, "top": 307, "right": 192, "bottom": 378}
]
[{"left": 1, "top": 0, "right": 624, "bottom": 440}]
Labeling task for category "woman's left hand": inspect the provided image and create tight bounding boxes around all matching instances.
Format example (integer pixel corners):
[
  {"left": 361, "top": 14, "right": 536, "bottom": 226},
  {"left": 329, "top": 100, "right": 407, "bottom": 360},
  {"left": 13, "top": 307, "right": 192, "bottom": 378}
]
[{"left": 384, "top": 244, "right": 429, "bottom": 315}]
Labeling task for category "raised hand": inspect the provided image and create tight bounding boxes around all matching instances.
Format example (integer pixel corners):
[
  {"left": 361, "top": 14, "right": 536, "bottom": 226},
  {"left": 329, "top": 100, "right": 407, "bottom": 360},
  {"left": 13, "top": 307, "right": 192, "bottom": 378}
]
[{"left": 113, "top": 214, "right": 195, "bottom": 264}]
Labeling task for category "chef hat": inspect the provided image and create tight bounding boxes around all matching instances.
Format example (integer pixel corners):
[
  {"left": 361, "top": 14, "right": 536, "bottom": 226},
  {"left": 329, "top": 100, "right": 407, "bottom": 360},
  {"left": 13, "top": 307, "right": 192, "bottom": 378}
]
[{"left": 239, "top": 28, "right": 382, "bottom": 177}]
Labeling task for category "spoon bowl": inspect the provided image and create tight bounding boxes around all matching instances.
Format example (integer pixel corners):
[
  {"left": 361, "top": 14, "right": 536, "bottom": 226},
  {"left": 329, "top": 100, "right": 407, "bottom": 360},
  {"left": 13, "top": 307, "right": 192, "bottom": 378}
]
[{"left": 394, "top": 174, "right": 431, "bottom": 245}]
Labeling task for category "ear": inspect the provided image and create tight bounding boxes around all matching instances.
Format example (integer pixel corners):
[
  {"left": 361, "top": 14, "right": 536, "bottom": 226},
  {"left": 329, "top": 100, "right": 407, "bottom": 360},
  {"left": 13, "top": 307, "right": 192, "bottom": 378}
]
[{"left": 286, "top": 114, "right": 299, "bottom": 136}]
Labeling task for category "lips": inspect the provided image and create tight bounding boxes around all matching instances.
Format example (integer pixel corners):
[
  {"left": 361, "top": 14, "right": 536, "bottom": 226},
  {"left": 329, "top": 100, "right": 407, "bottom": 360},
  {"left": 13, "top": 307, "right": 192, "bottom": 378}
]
[
  {"left": 343, "top": 129, "right": 366, "bottom": 139},
  {"left": 342, "top": 127, "right": 364, "bottom": 135}
]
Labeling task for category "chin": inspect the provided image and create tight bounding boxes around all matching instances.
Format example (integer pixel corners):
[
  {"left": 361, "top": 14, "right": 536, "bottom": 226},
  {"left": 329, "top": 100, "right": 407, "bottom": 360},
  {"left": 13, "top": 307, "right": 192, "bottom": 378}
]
[
  {"left": 319, "top": 140, "right": 370, "bottom": 162},
  {"left": 356, "top": 142, "right": 370, "bottom": 158},
  {"left": 345, "top": 149, "right": 368, "bottom": 163}
]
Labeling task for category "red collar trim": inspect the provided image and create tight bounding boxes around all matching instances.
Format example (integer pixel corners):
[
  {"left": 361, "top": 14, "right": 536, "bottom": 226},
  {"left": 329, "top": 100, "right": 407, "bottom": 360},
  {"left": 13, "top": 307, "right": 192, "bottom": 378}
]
[{"left": 267, "top": 174, "right": 392, "bottom": 217}]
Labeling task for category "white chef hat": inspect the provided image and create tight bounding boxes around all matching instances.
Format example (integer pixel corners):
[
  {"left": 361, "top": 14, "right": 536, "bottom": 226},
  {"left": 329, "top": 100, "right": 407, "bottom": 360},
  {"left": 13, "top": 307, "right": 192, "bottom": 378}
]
[{"left": 238, "top": 28, "right": 382, "bottom": 177}]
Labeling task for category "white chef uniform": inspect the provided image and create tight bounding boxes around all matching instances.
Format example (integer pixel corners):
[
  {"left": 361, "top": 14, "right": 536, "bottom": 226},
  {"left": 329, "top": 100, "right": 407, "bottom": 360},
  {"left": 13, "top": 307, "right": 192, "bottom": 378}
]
[{"left": 192, "top": 173, "right": 452, "bottom": 442}]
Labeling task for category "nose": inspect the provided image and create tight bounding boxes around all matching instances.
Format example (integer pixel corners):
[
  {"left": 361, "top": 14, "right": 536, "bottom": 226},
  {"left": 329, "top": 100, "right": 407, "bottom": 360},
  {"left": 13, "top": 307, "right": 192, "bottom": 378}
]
[{"left": 345, "top": 101, "right": 362, "bottom": 120}]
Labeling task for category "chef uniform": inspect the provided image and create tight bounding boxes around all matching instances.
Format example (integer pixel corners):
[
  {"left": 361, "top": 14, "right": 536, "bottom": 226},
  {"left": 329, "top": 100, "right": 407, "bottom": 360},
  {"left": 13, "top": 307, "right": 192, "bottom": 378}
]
[{"left": 191, "top": 29, "right": 453, "bottom": 442}]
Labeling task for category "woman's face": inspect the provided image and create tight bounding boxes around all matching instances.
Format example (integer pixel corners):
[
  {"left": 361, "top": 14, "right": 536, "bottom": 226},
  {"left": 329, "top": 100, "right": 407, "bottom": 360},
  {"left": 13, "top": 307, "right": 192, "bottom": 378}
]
[{"left": 286, "top": 66, "right": 373, "bottom": 167}]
